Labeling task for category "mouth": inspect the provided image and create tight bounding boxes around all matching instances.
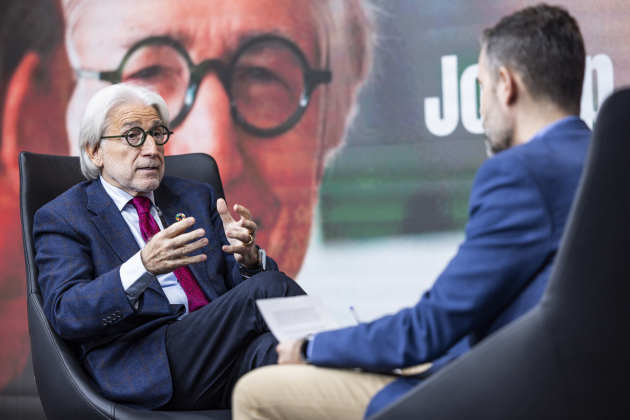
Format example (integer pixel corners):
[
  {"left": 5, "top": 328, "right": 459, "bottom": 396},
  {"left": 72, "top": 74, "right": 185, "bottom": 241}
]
[{"left": 136, "top": 165, "right": 160, "bottom": 173}]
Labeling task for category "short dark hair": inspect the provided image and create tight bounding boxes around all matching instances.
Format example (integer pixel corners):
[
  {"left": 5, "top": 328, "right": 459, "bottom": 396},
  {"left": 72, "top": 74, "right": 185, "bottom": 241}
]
[{"left": 481, "top": 4, "right": 585, "bottom": 114}]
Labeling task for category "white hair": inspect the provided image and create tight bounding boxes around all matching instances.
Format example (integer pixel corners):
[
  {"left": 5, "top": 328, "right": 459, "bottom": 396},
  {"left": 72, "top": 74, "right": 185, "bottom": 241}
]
[
  {"left": 308, "top": 0, "right": 376, "bottom": 178},
  {"left": 78, "top": 83, "right": 170, "bottom": 180}
]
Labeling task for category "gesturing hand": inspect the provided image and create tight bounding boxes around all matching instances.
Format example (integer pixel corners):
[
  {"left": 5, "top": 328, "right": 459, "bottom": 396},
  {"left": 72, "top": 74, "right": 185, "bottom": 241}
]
[
  {"left": 140, "top": 217, "right": 208, "bottom": 276},
  {"left": 217, "top": 198, "right": 258, "bottom": 269}
]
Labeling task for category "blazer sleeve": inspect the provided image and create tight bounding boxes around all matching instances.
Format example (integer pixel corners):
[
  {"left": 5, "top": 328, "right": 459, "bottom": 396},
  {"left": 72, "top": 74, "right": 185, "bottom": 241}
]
[
  {"left": 34, "top": 205, "right": 138, "bottom": 343},
  {"left": 310, "top": 153, "right": 554, "bottom": 369}
]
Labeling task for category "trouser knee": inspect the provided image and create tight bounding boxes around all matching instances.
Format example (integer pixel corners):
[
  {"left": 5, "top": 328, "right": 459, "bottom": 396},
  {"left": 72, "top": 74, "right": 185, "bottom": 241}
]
[{"left": 241, "top": 271, "right": 306, "bottom": 299}]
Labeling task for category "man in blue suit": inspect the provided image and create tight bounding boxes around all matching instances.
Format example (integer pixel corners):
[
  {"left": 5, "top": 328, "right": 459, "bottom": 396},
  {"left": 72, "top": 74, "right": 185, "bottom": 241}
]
[
  {"left": 233, "top": 5, "right": 591, "bottom": 420},
  {"left": 34, "top": 83, "right": 306, "bottom": 411}
]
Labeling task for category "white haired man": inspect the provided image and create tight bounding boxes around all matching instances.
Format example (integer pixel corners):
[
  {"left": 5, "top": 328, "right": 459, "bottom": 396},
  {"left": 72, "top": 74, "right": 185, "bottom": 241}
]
[
  {"left": 33, "top": 83, "right": 306, "bottom": 411},
  {"left": 62, "top": 0, "right": 374, "bottom": 278}
]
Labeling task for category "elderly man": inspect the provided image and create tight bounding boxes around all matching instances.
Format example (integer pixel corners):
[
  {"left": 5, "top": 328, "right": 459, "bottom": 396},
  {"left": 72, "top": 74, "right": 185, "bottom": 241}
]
[
  {"left": 233, "top": 5, "right": 591, "bottom": 420},
  {"left": 62, "top": 0, "right": 374, "bottom": 278},
  {"left": 34, "top": 83, "right": 305, "bottom": 411}
]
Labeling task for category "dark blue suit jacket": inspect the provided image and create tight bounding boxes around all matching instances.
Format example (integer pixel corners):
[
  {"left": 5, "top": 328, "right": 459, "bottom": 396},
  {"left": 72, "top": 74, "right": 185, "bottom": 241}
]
[
  {"left": 308, "top": 117, "right": 591, "bottom": 416},
  {"left": 33, "top": 175, "right": 278, "bottom": 410}
]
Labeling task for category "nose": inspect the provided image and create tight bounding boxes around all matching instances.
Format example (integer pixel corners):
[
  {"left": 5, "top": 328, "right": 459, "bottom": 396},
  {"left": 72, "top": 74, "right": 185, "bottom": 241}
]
[
  {"left": 140, "top": 132, "right": 160, "bottom": 156},
  {"left": 166, "top": 75, "right": 244, "bottom": 187}
]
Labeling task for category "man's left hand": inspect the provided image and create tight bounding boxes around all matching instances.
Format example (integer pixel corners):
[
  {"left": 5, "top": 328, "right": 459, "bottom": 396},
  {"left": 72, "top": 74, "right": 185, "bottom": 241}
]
[
  {"left": 217, "top": 198, "right": 258, "bottom": 268},
  {"left": 276, "top": 339, "right": 306, "bottom": 365}
]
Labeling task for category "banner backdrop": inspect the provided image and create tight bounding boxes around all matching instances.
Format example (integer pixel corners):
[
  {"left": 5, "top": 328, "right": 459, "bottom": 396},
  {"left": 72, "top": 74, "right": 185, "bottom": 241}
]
[{"left": 1, "top": 0, "right": 628, "bottom": 415}]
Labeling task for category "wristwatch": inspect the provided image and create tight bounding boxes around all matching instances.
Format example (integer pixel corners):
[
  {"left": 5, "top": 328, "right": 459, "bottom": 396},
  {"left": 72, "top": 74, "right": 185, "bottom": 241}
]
[
  {"left": 258, "top": 246, "right": 266, "bottom": 270},
  {"left": 300, "top": 334, "right": 314, "bottom": 364},
  {"left": 237, "top": 245, "right": 266, "bottom": 278}
]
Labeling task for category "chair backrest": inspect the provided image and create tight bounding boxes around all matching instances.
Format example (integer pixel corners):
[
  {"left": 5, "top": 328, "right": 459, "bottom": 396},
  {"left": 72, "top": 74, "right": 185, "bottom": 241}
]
[
  {"left": 19, "top": 152, "right": 230, "bottom": 420},
  {"left": 369, "top": 89, "right": 630, "bottom": 420}
]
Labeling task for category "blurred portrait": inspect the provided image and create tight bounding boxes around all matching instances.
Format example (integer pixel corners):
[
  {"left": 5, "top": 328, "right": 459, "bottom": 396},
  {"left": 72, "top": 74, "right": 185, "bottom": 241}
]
[
  {"left": 0, "top": 0, "right": 72, "bottom": 392},
  {"left": 62, "top": 0, "right": 374, "bottom": 278}
]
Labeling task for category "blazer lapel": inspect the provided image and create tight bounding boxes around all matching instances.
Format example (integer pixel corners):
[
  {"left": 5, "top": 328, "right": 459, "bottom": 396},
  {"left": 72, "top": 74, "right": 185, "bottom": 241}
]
[
  {"left": 87, "top": 180, "right": 139, "bottom": 264},
  {"left": 154, "top": 181, "right": 221, "bottom": 300}
]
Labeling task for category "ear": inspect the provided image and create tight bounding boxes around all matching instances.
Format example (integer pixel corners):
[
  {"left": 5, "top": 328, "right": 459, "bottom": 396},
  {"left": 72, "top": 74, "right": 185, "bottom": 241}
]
[
  {"left": 85, "top": 142, "right": 104, "bottom": 169},
  {"left": 495, "top": 66, "right": 518, "bottom": 109},
  {"left": 1, "top": 47, "right": 72, "bottom": 193},
  {"left": 1, "top": 52, "right": 41, "bottom": 189}
]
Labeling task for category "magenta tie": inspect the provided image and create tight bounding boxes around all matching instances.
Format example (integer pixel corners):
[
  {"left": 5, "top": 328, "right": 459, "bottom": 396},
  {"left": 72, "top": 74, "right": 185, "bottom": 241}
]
[{"left": 129, "top": 197, "right": 209, "bottom": 313}]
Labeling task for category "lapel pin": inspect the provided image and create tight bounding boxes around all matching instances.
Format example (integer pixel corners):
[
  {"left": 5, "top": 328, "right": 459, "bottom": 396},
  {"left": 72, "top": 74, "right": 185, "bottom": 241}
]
[{"left": 175, "top": 213, "right": 186, "bottom": 222}]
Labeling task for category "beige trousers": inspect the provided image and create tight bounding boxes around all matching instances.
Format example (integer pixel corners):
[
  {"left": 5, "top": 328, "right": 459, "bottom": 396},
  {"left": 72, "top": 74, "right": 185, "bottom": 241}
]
[{"left": 232, "top": 365, "right": 397, "bottom": 420}]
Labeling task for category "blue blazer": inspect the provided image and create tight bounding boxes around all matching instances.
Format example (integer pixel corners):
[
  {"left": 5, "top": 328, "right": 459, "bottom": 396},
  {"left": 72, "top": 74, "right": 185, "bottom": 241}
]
[
  {"left": 309, "top": 117, "right": 591, "bottom": 416},
  {"left": 33, "top": 176, "right": 278, "bottom": 410}
]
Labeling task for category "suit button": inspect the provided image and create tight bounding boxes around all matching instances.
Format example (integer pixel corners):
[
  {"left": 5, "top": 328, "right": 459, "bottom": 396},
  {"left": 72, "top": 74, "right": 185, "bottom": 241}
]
[
  {"left": 101, "top": 319, "right": 108, "bottom": 325},
  {"left": 106, "top": 317, "right": 113, "bottom": 324},
  {"left": 115, "top": 311, "right": 122, "bottom": 318}
]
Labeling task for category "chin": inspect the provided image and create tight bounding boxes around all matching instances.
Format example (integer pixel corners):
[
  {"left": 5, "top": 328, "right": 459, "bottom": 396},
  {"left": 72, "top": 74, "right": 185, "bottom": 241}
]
[{"left": 134, "top": 178, "right": 162, "bottom": 193}]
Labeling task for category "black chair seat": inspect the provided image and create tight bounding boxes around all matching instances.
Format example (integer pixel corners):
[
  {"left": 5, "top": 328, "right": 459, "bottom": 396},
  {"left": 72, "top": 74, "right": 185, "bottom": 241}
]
[{"left": 19, "top": 152, "right": 230, "bottom": 420}]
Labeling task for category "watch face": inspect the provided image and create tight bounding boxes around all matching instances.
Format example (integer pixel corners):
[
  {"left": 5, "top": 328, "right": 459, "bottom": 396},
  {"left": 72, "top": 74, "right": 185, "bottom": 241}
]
[{"left": 300, "top": 336, "right": 311, "bottom": 363}]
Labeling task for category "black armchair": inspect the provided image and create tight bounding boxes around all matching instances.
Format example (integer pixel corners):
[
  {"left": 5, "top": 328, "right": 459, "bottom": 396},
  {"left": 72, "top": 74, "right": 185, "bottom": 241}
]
[
  {"left": 19, "top": 152, "right": 231, "bottom": 420},
  {"left": 369, "top": 89, "right": 630, "bottom": 419}
]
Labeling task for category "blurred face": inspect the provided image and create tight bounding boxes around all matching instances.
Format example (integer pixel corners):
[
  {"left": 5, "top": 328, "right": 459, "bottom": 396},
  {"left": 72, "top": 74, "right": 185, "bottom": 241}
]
[
  {"left": 88, "top": 104, "right": 165, "bottom": 196},
  {"left": 478, "top": 49, "right": 513, "bottom": 156},
  {"left": 65, "top": 0, "right": 324, "bottom": 277}
]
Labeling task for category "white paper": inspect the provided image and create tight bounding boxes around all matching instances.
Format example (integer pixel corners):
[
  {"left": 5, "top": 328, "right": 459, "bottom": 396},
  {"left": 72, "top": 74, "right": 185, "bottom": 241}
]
[{"left": 256, "top": 295, "right": 339, "bottom": 342}]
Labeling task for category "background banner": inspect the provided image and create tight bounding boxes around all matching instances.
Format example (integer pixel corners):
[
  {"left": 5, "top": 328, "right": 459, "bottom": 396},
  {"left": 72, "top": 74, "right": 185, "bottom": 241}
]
[{"left": 1, "top": 0, "right": 627, "bottom": 416}]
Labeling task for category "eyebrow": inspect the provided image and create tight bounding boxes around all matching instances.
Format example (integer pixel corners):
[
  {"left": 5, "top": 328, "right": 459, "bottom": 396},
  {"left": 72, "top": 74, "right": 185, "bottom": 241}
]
[
  {"left": 119, "top": 28, "right": 194, "bottom": 50},
  {"left": 235, "top": 30, "right": 294, "bottom": 48},
  {"left": 120, "top": 119, "right": 163, "bottom": 130},
  {"left": 231, "top": 31, "right": 309, "bottom": 63},
  {"left": 168, "top": 29, "right": 297, "bottom": 56}
]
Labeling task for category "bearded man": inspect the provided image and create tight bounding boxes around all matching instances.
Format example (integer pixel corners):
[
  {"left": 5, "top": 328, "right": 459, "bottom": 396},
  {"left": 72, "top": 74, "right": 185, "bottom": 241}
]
[{"left": 233, "top": 5, "right": 592, "bottom": 420}]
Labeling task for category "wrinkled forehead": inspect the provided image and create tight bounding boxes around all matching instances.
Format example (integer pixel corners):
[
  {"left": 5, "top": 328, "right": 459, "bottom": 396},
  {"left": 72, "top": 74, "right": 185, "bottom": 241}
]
[
  {"left": 108, "top": 104, "right": 162, "bottom": 131},
  {"left": 63, "top": 0, "right": 319, "bottom": 70}
]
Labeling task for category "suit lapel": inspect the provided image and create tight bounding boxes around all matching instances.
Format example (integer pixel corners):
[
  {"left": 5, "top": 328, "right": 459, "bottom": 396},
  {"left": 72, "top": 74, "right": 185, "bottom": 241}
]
[
  {"left": 87, "top": 180, "right": 140, "bottom": 264},
  {"left": 154, "top": 180, "right": 219, "bottom": 300}
]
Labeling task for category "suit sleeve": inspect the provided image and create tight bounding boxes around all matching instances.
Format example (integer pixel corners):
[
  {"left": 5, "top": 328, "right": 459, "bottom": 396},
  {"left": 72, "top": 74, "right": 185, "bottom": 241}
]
[
  {"left": 34, "top": 205, "right": 138, "bottom": 342},
  {"left": 310, "top": 154, "right": 554, "bottom": 369}
]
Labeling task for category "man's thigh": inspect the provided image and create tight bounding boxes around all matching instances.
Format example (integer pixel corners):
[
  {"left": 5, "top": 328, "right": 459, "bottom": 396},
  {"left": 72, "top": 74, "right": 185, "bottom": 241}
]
[
  {"left": 233, "top": 365, "right": 396, "bottom": 420},
  {"left": 162, "top": 271, "right": 306, "bottom": 410}
]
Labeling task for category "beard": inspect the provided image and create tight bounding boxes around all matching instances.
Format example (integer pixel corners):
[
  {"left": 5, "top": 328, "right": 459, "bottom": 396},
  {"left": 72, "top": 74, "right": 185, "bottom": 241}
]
[
  {"left": 482, "top": 99, "right": 514, "bottom": 157},
  {"left": 484, "top": 128, "right": 513, "bottom": 157}
]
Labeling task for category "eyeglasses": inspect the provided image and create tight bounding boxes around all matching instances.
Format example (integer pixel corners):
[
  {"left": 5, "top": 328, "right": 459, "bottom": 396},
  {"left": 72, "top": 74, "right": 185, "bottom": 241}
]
[
  {"left": 76, "top": 35, "right": 332, "bottom": 138},
  {"left": 101, "top": 125, "right": 173, "bottom": 147}
]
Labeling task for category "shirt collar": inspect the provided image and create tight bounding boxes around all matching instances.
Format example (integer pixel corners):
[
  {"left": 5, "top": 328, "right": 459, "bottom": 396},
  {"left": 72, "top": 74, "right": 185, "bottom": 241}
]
[
  {"left": 99, "top": 176, "right": 156, "bottom": 211},
  {"left": 530, "top": 115, "right": 582, "bottom": 143}
]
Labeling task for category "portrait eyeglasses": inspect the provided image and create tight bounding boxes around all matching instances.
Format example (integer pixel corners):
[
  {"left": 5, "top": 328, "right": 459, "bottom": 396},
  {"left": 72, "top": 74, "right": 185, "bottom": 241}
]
[
  {"left": 101, "top": 125, "right": 173, "bottom": 147},
  {"left": 76, "top": 34, "right": 333, "bottom": 138}
]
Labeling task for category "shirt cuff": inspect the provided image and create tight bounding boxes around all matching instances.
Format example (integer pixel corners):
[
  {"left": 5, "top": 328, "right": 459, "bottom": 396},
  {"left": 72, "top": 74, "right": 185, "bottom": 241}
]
[{"left": 120, "top": 251, "right": 156, "bottom": 308}]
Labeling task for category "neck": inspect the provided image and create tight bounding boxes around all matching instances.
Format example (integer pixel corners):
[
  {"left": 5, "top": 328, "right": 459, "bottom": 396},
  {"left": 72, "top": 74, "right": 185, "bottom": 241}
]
[{"left": 511, "top": 101, "right": 575, "bottom": 146}]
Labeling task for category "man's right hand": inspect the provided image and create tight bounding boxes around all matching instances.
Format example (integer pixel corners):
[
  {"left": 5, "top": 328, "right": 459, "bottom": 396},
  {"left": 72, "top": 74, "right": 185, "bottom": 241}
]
[
  {"left": 140, "top": 217, "right": 208, "bottom": 276},
  {"left": 276, "top": 339, "right": 306, "bottom": 365}
]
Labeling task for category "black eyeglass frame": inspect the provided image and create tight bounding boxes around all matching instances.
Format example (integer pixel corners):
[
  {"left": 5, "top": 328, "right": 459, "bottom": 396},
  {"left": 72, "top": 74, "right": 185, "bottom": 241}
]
[
  {"left": 81, "top": 35, "right": 332, "bottom": 138},
  {"left": 101, "top": 125, "right": 173, "bottom": 148}
]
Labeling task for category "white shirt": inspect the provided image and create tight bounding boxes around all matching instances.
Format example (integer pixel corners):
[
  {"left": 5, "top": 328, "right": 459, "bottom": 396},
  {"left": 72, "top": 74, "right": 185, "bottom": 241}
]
[{"left": 100, "top": 176, "right": 190, "bottom": 316}]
